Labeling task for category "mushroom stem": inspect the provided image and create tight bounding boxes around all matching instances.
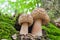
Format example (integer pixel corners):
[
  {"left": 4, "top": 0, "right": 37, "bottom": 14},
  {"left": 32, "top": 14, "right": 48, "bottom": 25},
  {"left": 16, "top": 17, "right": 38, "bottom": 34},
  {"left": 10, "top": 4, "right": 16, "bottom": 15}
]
[
  {"left": 20, "top": 23, "right": 28, "bottom": 35},
  {"left": 32, "top": 19, "right": 42, "bottom": 36}
]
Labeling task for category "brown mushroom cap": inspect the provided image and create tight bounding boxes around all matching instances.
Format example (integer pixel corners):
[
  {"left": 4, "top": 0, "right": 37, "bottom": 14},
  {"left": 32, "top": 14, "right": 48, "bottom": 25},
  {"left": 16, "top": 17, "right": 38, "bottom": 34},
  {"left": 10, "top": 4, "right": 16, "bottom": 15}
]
[
  {"left": 31, "top": 8, "right": 50, "bottom": 25},
  {"left": 18, "top": 14, "right": 33, "bottom": 26}
]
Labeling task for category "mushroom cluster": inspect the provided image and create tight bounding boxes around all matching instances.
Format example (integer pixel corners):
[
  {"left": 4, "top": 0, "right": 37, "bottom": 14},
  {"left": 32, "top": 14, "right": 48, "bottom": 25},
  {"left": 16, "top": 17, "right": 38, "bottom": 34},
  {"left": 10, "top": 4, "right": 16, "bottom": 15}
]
[{"left": 14, "top": 8, "right": 50, "bottom": 37}]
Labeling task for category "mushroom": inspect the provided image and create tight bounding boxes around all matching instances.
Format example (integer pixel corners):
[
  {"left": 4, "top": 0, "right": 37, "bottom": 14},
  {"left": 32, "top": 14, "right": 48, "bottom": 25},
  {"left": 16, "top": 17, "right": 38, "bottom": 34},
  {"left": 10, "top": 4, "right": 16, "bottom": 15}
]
[
  {"left": 31, "top": 8, "right": 50, "bottom": 36},
  {"left": 18, "top": 14, "right": 33, "bottom": 35}
]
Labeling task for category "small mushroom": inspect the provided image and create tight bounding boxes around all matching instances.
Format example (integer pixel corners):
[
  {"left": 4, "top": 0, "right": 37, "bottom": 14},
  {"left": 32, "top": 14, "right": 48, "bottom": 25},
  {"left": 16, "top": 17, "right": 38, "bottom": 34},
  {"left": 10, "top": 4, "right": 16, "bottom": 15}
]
[
  {"left": 31, "top": 8, "right": 50, "bottom": 36},
  {"left": 18, "top": 14, "right": 33, "bottom": 35}
]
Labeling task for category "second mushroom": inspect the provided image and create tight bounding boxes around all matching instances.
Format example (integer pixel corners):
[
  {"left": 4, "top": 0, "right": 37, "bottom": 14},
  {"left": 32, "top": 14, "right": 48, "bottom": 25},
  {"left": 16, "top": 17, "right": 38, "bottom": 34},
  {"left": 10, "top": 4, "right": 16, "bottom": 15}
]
[{"left": 31, "top": 8, "right": 50, "bottom": 36}]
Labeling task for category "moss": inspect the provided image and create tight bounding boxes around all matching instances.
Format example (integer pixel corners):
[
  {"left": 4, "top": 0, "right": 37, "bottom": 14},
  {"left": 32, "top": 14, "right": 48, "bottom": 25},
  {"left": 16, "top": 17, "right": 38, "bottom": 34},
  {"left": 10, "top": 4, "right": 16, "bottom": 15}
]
[
  {"left": 0, "top": 13, "right": 17, "bottom": 39},
  {"left": 42, "top": 23, "right": 60, "bottom": 40}
]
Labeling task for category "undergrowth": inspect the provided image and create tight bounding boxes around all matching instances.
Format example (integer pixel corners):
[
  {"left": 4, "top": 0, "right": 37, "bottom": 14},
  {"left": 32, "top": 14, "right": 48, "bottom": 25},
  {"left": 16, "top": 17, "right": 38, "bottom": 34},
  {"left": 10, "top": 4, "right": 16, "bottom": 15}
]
[{"left": 0, "top": 13, "right": 60, "bottom": 40}]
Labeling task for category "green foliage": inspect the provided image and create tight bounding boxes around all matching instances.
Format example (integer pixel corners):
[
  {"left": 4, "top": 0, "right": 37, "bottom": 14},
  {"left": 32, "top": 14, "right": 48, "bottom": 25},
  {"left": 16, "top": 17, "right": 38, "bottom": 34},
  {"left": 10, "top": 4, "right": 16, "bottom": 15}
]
[
  {"left": 42, "top": 23, "right": 60, "bottom": 40},
  {"left": 0, "top": 0, "right": 39, "bottom": 14},
  {"left": 0, "top": 13, "right": 17, "bottom": 40}
]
